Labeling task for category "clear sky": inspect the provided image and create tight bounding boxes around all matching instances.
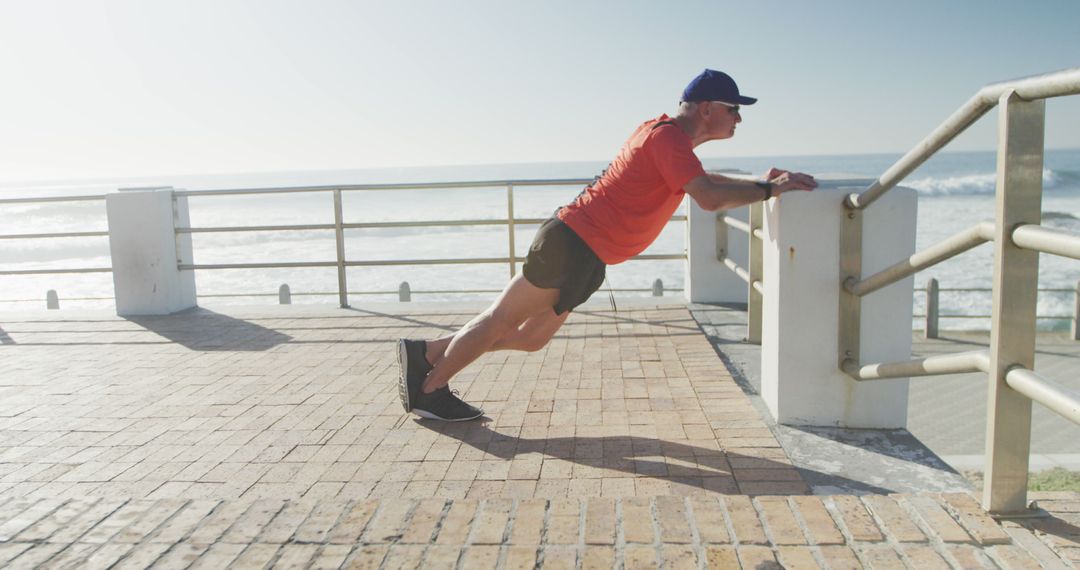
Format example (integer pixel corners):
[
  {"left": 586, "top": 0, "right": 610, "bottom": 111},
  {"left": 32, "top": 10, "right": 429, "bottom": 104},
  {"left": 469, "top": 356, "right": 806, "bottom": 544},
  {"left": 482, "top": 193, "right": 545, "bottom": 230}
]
[{"left": 1, "top": 0, "right": 1078, "bottom": 183}]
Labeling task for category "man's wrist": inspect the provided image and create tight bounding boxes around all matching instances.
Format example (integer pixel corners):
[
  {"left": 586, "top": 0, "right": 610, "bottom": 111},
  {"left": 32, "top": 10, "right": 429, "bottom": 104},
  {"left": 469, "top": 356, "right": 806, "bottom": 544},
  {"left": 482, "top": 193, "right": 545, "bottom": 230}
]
[{"left": 754, "top": 181, "right": 773, "bottom": 201}]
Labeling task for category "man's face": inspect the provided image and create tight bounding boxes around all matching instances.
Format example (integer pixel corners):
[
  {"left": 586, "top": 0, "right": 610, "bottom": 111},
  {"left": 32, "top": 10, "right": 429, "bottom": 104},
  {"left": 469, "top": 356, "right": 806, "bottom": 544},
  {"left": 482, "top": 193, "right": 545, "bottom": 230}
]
[{"left": 706, "top": 101, "right": 741, "bottom": 139}]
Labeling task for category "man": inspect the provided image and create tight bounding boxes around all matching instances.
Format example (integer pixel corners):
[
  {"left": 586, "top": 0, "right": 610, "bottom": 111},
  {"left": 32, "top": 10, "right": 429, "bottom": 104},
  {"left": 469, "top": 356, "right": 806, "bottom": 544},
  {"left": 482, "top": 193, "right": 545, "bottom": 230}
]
[{"left": 398, "top": 68, "right": 818, "bottom": 421}]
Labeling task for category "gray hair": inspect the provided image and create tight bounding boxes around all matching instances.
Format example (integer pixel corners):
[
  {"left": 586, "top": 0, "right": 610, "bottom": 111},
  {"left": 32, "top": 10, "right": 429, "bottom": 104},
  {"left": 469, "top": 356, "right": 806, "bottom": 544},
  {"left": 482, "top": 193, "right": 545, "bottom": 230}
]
[{"left": 676, "top": 101, "right": 699, "bottom": 117}]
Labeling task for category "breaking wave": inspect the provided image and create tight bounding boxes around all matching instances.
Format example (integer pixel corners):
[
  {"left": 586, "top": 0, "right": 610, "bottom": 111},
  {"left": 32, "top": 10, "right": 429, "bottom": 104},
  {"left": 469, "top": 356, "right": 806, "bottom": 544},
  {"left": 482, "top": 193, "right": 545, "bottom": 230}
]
[{"left": 905, "top": 169, "right": 1078, "bottom": 195}]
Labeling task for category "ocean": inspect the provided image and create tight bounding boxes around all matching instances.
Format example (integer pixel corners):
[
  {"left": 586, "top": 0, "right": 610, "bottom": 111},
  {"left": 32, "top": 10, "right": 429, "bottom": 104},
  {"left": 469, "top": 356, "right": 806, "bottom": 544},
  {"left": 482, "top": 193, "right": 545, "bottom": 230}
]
[{"left": 2, "top": 149, "right": 1079, "bottom": 331}]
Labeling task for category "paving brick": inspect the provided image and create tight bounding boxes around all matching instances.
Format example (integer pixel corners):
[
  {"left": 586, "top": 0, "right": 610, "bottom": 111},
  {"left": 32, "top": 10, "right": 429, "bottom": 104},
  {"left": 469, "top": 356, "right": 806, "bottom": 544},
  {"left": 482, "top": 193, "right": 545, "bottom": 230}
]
[
  {"left": 81, "top": 499, "right": 157, "bottom": 544},
  {"left": 905, "top": 494, "right": 973, "bottom": 544},
  {"left": 187, "top": 499, "right": 249, "bottom": 545},
  {"left": 818, "top": 545, "right": 862, "bottom": 569},
  {"left": 899, "top": 545, "right": 951, "bottom": 569},
  {"left": 757, "top": 496, "right": 807, "bottom": 546},
  {"left": 688, "top": 496, "right": 730, "bottom": 544},
  {"left": 294, "top": 500, "right": 349, "bottom": 543},
  {"left": 435, "top": 500, "right": 478, "bottom": 545},
  {"left": 655, "top": 496, "right": 693, "bottom": 544},
  {"left": 624, "top": 545, "right": 659, "bottom": 568},
  {"left": 111, "top": 541, "right": 173, "bottom": 569},
  {"left": 509, "top": 498, "right": 547, "bottom": 545},
  {"left": 399, "top": 498, "right": 447, "bottom": 544},
  {"left": 724, "top": 495, "right": 768, "bottom": 545},
  {"left": 777, "top": 546, "right": 822, "bottom": 569},
  {"left": 309, "top": 544, "right": 355, "bottom": 570},
  {"left": 737, "top": 545, "right": 778, "bottom": 568},
  {"left": 989, "top": 544, "right": 1045, "bottom": 569},
  {"left": 830, "top": 495, "right": 884, "bottom": 543},
  {"left": 343, "top": 544, "right": 389, "bottom": 569},
  {"left": 327, "top": 499, "right": 378, "bottom": 544},
  {"left": 620, "top": 497, "right": 655, "bottom": 544},
  {"left": 863, "top": 495, "right": 927, "bottom": 543},
  {"left": 380, "top": 544, "right": 426, "bottom": 570},
  {"left": 1002, "top": 523, "right": 1072, "bottom": 570},
  {"left": 13, "top": 497, "right": 96, "bottom": 542},
  {"left": 705, "top": 545, "right": 740, "bottom": 568},
  {"left": 469, "top": 499, "right": 513, "bottom": 545},
  {"left": 858, "top": 546, "right": 907, "bottom": 569},
  {"left": 189, "top": 543, "right": 246, "bottom": 569},
  {"left": 231, "top": 543, "right": 280, "bottom": 569},
  {"left": 0, "top": 498, "right": 64, "bottom": 541},
  {"left": 939, "top": 492, "right": 1011, "bottom": 546},
  {"left": 791, "top": 495, "right": 844, "bottom": 546},
  {"left": 661, "top": 544, "right": 699, "bottom": 570},
  {"left": 581, "top": 545, "right": 614, "bottom": 570},
  {"left": 47, "top": 498, "right": 127, "bottom": 544}
]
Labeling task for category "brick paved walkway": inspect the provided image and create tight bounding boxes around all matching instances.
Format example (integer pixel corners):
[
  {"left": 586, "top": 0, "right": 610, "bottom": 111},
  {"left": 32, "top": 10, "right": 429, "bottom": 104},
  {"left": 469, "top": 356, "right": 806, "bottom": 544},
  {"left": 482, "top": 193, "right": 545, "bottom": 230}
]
[{"left": 1, "top": 305, "right": 1077, "bottom": 567}]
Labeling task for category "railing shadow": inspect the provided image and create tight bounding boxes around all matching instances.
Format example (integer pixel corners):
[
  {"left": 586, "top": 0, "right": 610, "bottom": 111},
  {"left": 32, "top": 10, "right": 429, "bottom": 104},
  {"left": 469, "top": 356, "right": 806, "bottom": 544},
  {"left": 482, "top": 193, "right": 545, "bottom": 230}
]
[
  {"left": 125, "top": 308, "right": 293, "bottom": 351},
  {"left": 414, "top": 419, "right": 890, "bottom": 495},
  {"left": 0, "top": 326, "right": 13, "bottom": 345}
]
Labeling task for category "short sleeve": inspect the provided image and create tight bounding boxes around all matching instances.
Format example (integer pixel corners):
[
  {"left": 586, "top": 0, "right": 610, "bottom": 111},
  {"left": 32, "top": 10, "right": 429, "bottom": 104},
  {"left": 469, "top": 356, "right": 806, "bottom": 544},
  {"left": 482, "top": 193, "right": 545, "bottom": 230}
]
[{"left": 648, "top": 126, "right": 706, "bottom": 193}]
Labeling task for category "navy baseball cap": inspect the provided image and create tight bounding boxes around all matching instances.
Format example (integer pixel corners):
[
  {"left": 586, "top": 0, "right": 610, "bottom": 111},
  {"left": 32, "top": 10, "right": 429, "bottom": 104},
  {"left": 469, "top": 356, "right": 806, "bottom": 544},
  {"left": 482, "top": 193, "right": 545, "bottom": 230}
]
[{"left": 681, "top": 69, "right": 757, "bottom": 105}]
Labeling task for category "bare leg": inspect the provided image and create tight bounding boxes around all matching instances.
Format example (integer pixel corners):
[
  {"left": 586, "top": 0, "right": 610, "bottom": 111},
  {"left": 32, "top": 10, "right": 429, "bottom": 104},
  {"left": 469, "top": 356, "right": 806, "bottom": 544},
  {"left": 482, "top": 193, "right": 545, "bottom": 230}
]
[
  {"left": 420, "top": 274, "right": 559, "bottom": 393},
  {"left": 425, "top": 308, "right": 569, "bottom": 363}
]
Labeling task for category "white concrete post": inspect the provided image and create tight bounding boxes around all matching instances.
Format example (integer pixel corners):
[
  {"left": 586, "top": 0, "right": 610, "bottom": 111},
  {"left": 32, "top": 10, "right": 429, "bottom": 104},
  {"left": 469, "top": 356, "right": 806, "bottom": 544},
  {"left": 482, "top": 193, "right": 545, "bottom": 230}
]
[
  {"left": 105, "top": 187, "right": 197, "bottom": 316},
  {"left": 760, "top": 185, "right": 917, "bottom": 428},
  {"left": 685, "top": 196, "right": 750, "bottom": 303}
]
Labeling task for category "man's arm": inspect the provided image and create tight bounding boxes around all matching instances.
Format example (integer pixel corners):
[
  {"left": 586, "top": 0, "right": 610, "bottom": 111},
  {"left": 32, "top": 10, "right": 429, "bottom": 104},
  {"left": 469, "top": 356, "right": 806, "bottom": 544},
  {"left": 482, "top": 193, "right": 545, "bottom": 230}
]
[{"left": 685, "top": 168, "right": 818, "bottom": 211}]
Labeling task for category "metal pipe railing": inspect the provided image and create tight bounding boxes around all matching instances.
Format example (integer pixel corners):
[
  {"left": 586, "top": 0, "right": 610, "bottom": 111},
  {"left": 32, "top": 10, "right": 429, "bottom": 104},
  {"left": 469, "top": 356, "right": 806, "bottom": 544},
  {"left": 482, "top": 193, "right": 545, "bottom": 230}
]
[
  {"left": 845, "top": 67, "right": 1080, "bottom": 211},
  {"left": 1005, "top": 366, "right": 1080, "bottom": 426},
  {"left": 0, "top": 231, "right": 109, "bottom": 240},
  {"left": 173, "top": 178, "right": 596, "bottom": 197},
  {"left": 841, "top": 349, "right": 990, "bottom": 381},
  {"left": 845, "top": 222, "right": 995, "bottom": 297},
  {"left": 1011, "top": 224, "right": 1080, "bottom": 261}
]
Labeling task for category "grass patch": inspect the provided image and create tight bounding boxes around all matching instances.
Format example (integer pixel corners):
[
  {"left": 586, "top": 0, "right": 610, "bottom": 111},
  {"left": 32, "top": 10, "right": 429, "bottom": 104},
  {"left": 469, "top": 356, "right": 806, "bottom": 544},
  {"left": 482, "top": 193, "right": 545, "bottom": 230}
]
[{"left": 963, "top": 468, "right": 1080, "bottom": 492}]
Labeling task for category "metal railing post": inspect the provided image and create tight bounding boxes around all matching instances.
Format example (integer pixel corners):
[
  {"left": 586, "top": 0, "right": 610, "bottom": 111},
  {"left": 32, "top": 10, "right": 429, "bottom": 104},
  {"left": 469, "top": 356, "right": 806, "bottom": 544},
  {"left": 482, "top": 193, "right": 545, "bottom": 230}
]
[
  {"left": 1072, "top": 279, "right": 1080, "bottom": 341},
  {"left": 983, "top": 91, "right": 1045, "bottom": 516},
  {"left": 925, "top": 278, "right": 939, "bottom": 339},
  {"left": 715, "top": 211, "right": 727, "bottom": 261},
  {"left": 278, "top": 284, "right": 291, "bottom": 305},
  {"left": 838, "top": 206, "right": 864, "bottom": 371},
  {"left": 333, "top": 189, "right": 349, "bottom": 308},
  {"left": 507, "top": 184, "right": 516, "bottom": 278},
  {"left": 46, "top": 290, "right": 59, "bottom": 310},
  {"left": 747, "top": 202, "right": 763, "bottom": 344},
  {"left": 399, "top": 281, "right": 411, "bottom": 302},
  {"left": 652, "top": 279, "right": 663, "bottom": 297}
]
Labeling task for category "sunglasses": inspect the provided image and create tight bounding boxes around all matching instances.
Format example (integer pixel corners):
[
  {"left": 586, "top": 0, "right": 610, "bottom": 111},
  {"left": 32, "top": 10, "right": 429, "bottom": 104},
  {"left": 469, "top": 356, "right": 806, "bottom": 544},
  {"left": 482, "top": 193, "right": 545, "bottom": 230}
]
[{"left": 712, "top": 101, "right": 740, "bottom": 115}]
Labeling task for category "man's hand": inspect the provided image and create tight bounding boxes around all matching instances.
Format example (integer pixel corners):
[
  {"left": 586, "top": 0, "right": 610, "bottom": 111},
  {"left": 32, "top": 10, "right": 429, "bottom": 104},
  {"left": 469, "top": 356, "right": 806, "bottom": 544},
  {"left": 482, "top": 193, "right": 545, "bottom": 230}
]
[{"left": 764, "top": 168, "right": 818, "bottom": 195}]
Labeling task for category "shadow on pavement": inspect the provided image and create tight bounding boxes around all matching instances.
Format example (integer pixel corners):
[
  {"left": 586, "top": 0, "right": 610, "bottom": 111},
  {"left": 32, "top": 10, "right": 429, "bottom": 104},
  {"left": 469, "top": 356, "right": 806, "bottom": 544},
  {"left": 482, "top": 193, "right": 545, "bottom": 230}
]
[
  {"left": 126, "top": 308, "right": 293, "bottom": 351},
  {"left": 415, "top": 419, "right": 889, "bottom": 495}
]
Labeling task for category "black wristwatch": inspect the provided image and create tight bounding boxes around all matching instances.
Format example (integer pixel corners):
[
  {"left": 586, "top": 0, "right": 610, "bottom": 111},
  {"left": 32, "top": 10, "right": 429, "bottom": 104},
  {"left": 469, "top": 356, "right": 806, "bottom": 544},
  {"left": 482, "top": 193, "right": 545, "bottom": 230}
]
[{"left": 755, "top": 181, "right": 773, "bottom": 201}]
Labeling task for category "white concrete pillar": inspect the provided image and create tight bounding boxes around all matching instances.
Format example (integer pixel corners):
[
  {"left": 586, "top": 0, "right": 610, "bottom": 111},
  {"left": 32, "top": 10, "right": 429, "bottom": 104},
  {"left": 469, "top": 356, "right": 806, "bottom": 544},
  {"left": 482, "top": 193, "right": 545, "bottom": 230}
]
[
  {"left": 760, "top": 185, "right": 917, "bottom": 428},
  {"left": 106, "top": 187, "right": 197, "bottom": 316},
  {"left": 684, "top": 196, "right": 749, "bottom": 304}
]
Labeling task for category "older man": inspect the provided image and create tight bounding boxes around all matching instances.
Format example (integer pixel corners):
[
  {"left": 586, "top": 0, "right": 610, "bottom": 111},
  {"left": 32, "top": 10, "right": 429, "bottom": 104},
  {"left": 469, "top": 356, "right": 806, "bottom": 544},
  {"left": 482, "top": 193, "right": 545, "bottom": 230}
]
[{"left": 398, "top": 68, "right": 818, "bottom": 421}]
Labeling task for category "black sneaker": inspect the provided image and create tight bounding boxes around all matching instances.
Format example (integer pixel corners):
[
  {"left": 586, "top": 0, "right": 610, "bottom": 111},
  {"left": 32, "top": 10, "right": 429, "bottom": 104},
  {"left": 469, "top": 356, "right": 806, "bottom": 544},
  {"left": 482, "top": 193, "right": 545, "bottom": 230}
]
[
  {"left": 397, "top": 339, "right": 432, "bottom": 413},
  {"left": 412, "top": 387, "right": 484, "bottom": 422}
]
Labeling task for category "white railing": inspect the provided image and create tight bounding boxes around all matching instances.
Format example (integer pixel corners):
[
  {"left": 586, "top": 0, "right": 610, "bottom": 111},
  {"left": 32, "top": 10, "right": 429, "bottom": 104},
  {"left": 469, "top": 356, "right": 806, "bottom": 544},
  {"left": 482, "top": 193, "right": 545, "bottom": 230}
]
[
  {"left": 836, "top": 66, "right": 1080, "bottom": 516},
  {"left": 716, "top": 203, "right": 764, "bottom": 343},
  {"left": 0, "top": 179, "right": 688, "bottom": 307}
]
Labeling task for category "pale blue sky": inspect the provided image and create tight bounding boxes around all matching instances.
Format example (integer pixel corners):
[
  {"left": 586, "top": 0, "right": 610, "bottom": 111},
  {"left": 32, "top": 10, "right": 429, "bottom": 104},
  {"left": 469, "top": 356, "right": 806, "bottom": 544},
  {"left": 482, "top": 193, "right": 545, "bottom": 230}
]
[{"left": 1, "top": 0, "right": 1078, "bottom": 183}]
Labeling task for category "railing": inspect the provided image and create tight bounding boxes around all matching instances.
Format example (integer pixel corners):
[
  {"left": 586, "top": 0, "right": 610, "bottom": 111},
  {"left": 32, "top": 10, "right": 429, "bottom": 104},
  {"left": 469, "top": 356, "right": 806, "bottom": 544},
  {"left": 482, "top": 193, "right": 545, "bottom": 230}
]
[
  {"left": 836, "top": 66, "right": 1080, "bottom": 516},
  {"left": 918, "top": 278, "right": 1080, "bottom": 340},
  {"left": 0, "top": 179, "right": 689, "bottom": 307},
  {"left": 174, "top": 179, "right": 688, "bottom": 308},
  {"left": 0, "top": 194, "right": 112, "bottom": 276},
  {"left": 716, "top": 203, "right": 764, "bottom": 343}
]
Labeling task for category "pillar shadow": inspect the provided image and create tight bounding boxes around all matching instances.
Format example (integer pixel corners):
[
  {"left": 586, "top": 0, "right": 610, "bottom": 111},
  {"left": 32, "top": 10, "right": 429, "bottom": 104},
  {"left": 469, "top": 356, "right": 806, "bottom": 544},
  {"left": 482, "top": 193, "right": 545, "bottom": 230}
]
[
  {"left": 415, "top": 419, "right": 889, "bottom": 495},
  {"left": 125, "top": 308, "right": 292, "bottom": 351}
]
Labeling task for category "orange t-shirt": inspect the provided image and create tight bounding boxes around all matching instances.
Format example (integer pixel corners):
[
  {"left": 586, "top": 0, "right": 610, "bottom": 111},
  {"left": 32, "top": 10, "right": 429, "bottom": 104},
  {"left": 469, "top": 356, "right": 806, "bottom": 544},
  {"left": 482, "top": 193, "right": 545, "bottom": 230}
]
[{"left": 557, "top": 115, "right": 705, "bottom": 265}]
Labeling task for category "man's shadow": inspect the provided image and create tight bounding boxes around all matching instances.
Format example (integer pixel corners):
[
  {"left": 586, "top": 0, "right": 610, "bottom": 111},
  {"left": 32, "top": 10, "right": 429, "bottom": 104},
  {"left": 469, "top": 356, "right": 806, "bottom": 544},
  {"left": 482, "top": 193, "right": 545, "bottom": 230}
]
[{"left": 415, "top": 418, "right": 889, "bottom": 494}]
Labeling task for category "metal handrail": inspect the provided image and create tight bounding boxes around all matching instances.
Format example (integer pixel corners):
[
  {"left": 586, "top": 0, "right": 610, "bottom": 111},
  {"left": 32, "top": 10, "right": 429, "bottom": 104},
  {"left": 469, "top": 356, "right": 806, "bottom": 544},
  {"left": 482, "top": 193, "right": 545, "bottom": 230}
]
[
  {"left": 174, "top": 178, "right": 595, "bottom": 197},
  {"left": 0, "top": 194, "right": 106, "bottom": 205},
  {"left": 842, "top": 349, "right": 990, "bottom": 381},
  {"left": 845, "top": 222, "right": 995, "bottom": 297},
  {"left": 1012, "top": 224, "right": 1080, "bottom": 261},
  {"left": 845, "top": 67, "right": 1080, "bottom": 211}
]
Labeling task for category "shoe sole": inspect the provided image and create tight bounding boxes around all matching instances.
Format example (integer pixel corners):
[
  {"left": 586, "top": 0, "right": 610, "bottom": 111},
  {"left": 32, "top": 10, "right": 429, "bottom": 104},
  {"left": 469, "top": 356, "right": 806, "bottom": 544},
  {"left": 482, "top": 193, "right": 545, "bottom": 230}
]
[
  {"left": 397, "top": 339, "right": 411, "bottom": 412},
  {"left": 413, "top": 408, "right": 484, "bottom": 422}
]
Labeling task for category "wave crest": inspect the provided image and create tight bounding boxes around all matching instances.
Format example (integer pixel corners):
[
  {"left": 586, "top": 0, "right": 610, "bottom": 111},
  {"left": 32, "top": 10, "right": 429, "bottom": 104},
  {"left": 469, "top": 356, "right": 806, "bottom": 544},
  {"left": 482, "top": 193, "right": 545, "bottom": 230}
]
[{"left": 905, "top": 169, "right": 1075, "bottom": 195}]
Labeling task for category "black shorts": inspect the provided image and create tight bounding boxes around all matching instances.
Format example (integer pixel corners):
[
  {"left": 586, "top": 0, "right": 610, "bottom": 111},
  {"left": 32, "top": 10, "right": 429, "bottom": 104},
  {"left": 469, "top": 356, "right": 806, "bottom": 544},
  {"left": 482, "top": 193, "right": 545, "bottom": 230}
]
[{"left": 522, "top": 217, "right": 607, "bottom": 315}]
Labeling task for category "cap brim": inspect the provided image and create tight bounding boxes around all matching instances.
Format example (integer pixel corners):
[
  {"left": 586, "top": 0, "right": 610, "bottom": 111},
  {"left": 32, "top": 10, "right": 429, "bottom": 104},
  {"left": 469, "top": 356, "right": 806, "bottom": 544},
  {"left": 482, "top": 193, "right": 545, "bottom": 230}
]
[{"left": 735, "top": 95, "right": 757, "bottom": 105}]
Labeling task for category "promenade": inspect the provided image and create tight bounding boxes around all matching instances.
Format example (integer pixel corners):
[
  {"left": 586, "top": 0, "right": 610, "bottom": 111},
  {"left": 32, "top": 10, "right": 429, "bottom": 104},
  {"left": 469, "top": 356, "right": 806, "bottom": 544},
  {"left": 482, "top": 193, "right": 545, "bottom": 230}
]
[{"left": 0, "top": 303, "right": 1077, "bottom": 568}]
